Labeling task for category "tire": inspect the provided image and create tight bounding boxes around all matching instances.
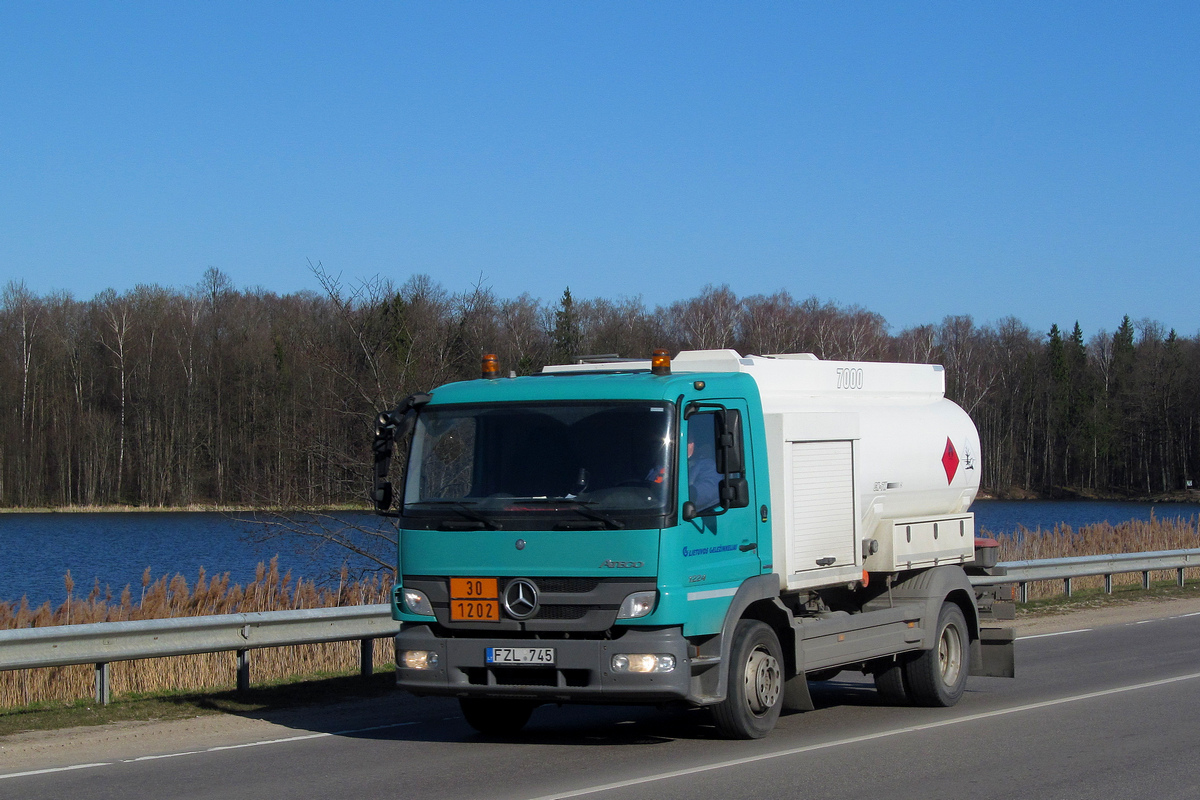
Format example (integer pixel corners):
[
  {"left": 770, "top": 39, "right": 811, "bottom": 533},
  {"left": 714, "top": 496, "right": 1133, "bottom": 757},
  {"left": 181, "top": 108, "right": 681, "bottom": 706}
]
[
  {"left": 902, "top": 603, "right": 970, "bottom": 707},
  {"left": 872, "top": 657, "right": 910, "bottom": 705},
  {"left": 459, "top": 697, "right": 537, "bottom": 735},
  {"left": 712, "top": 620, "right": 785, "bottom": 739}
]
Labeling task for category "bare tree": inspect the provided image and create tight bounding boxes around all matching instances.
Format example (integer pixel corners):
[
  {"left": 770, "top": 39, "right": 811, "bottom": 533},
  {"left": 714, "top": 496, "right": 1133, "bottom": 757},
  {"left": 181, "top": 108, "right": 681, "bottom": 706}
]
[
  {"left": 741, "top": 291, "right": 803, "bottom": 355},
  {"left": 667, "top": 285, "right": 742, "bottom": 350}
]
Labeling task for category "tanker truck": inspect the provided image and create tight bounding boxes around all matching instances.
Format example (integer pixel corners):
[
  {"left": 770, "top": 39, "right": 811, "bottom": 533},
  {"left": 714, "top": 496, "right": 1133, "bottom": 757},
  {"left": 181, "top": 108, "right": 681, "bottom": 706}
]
[{"left": 371, "top": 349, "right": 1015, "bottom": 739}]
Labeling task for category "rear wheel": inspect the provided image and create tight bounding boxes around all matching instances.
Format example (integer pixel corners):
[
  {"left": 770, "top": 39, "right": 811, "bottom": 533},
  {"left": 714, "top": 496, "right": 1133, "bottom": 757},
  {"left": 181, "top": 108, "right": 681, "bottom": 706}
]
[
  {"left": 459, "top": 698, "right": 537, "bottom": 735},
  {"left": 712, "top": 620, "right": 784, "bottom": 739},
  {"left": 872, "top": 657, "right": 910, "bottom": 705},
  {"left": 903, "top": 603, "right": 969, "bottom": 707}
]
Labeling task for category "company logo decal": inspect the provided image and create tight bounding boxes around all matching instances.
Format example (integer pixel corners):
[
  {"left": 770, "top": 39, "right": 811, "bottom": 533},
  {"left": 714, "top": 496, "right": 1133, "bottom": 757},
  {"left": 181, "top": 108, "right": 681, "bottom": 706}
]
[
  {"left": 942, "top": 437, "right": 960, "bottom": 484},
  {"left": 682, "top": 544, "right": 738, "bottom": 557}
]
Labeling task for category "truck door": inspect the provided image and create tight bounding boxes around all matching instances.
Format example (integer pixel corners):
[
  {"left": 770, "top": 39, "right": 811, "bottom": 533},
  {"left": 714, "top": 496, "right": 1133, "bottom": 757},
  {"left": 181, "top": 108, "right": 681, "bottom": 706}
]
[{"left": 680, "top": 402, "right": 761, "bottom": 584}]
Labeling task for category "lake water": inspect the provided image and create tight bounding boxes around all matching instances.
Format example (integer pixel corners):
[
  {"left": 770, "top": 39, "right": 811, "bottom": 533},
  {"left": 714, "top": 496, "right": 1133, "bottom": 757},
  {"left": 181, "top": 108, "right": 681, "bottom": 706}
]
[
  {"left": 0, "top": 511, "right": 397, "bottom": 608},
  {"left": 3, "top": 501, "right": 1199, "bottom": 607}
]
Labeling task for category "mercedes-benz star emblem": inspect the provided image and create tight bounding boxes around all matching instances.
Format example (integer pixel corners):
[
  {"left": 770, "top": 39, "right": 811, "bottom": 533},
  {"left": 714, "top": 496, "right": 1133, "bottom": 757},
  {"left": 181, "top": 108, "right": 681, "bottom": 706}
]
[{"left": 503, "top": 579, "right": 539, "bottom": 620}]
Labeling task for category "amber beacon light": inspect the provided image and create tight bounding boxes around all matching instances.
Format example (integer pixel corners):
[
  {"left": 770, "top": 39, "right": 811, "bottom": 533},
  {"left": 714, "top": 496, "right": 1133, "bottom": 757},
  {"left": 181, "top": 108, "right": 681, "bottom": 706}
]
[
  {"left": 481, "top": 353, "right": 500, "bottom": 379},
  {"left": 650, "top": 348, "right": 671, "bottom": 375}
]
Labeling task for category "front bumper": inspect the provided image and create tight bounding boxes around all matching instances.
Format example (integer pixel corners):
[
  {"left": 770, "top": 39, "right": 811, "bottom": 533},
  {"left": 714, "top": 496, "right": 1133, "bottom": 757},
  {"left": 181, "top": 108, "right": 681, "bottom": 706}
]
[{"left": 394, "top": 624, "right": 697, "bottom": 704}]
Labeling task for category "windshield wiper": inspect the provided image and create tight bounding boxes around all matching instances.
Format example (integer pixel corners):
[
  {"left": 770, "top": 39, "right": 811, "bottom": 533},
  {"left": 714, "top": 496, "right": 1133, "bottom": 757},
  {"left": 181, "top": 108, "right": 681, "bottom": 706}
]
[
  {"left": 505, "top": 497, "right": 626, "bottom": 530},
  {"left": 406, "top": 499, "right": 498, "bottom": 529}
]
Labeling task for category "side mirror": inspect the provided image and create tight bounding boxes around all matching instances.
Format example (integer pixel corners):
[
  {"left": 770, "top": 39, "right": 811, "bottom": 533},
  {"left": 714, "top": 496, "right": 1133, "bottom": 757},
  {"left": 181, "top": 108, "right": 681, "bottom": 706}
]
[
  {"left": 371, "top": 393, "right": 432, "bottom": 515},
  {"left": 372, "top": 481, "right": 393, "bottom": 511},
  {"left": 682, "top": 500, "right": 698, "bottom": 521},
  {"left": 715, "top": 409, "right": 744, "bottom": 475},
  {"left": 719, "top": 477, "right": 750, "bottom": 509}
]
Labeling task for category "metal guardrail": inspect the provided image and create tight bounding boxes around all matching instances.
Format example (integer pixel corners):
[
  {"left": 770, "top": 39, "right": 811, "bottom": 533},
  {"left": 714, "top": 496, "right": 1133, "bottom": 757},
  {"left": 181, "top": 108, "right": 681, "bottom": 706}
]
[
  {"left": 0, "top": 604, "right": 397, "bottom": 705},
  {"left": 3, "top": 548, "right": 1199, "bottom": 706},
  {"left": 970, "top": 548, "right": 1200, "bottom": 603}
]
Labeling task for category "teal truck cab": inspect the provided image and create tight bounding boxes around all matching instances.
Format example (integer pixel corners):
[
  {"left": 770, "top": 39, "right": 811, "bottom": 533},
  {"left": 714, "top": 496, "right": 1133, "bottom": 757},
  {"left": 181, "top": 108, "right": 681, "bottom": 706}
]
[{"left": 372, "top": 349, "right": 1014, "bottom": 739}]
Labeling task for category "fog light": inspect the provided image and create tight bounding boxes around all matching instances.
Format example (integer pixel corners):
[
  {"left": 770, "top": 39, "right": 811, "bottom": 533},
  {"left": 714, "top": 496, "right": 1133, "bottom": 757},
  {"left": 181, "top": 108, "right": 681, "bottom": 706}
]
[
  {"left": 616, "top": 590, "right": 657, "bottom": 619},
  {"left": 611, "top": 654, "right": 676, "bottom": 673},
  {"left": 400, "top": 650, "right": 440, "bottom": 670},
  {"left": 402, "top": 588, "right": 434, "bottom": 617}
]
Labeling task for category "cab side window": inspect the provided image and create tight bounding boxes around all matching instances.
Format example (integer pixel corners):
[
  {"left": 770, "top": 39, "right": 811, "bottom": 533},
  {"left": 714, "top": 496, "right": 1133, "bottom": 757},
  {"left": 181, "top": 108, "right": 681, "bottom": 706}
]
[{"left": 687, "top": 412, "right": 721, "bottom": 511}]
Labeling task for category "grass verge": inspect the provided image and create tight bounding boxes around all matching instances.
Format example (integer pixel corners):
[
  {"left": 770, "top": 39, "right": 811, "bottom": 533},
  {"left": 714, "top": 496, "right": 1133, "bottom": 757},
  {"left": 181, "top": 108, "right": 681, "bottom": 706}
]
[
  {"left": 0, "top": 665, "right": 397, "bottom": 738},
  {"left": 1014, "top": 576, "right": 1200, "bottom": 615}
]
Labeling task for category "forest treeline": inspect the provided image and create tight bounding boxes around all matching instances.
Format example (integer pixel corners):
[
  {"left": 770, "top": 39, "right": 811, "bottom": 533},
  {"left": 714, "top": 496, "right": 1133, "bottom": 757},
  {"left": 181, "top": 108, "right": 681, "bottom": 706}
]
[{"left": 1, "top": 267, "right": 1197, "bottom": 508}]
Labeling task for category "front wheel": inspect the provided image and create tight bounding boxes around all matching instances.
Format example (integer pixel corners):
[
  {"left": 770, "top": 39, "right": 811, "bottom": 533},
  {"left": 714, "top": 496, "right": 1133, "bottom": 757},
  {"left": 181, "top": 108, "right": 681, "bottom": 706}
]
[
  {"left": 902, "top": 603, "right": 970, "bottom": 707},
  {"left": 712, "top": 620, "right": 784, "bottom": 739},
  {"left": 459, "top": 697, "right": 537, "bottom": 735}
]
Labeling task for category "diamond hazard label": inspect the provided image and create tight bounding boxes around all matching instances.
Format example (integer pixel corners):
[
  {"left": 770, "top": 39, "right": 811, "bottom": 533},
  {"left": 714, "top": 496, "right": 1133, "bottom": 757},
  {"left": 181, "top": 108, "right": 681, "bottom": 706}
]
[{"left": 942, "top": 438, "right": 959, "bottom": 484}]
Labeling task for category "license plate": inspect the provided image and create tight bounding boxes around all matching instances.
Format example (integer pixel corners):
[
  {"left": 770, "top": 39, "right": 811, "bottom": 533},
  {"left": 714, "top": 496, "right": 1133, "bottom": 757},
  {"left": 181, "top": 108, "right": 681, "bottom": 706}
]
[
  {"left": 486, "top": 647, "right": 556, "bottom": 666},
  {"left": 451, "top": 599, "right": 500, "bottom": 622}
]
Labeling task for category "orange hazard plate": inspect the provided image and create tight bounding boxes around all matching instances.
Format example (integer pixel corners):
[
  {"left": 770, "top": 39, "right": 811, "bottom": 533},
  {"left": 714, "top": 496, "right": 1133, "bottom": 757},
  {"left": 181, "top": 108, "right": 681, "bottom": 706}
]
[
  {"left": 450, "top": 577, "right": 498, "bottom": 600},
  {"left": 449, "top": 578, "right": 499, "bottom": 622},
  {"left": 451, "top": 599, "right": 500, "bottom": 622}
]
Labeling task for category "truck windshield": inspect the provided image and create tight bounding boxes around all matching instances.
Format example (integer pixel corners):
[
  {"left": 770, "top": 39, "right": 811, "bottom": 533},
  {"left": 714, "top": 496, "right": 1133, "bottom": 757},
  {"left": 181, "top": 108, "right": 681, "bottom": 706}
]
[{"left": 403, "top": 402, "right": 674, "bottom": 527}]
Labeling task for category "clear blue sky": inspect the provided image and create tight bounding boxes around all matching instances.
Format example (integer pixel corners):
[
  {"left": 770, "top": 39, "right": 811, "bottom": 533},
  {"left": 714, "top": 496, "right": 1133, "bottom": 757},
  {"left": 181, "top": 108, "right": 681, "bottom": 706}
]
[{"left": 2, "top": 2, "right": 1197, "bottom": 339}]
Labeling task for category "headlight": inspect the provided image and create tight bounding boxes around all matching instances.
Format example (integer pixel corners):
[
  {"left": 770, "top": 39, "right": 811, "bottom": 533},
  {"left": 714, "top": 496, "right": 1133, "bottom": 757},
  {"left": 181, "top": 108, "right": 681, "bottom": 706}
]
[
  {"left": 616, "top": 590, "right": 657, "bottom": 619},
  {"left": 611, "top": 654, "right": 676, "bottom": 673},
  {"left": 399, "top": 650, "right": 440, "bottom": 670},
  {"left": 402, "top": 588, "right": 434, "bottom": 617}
]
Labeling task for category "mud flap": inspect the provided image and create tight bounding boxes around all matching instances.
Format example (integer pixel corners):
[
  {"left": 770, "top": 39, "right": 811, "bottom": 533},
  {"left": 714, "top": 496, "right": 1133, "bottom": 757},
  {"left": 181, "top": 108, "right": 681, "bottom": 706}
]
[
  {"left": 782, "top": 674, "right": 815, "bottom": 712},
  {"left": 970, "top": 626, "right": 1015, "bottom": 678}
]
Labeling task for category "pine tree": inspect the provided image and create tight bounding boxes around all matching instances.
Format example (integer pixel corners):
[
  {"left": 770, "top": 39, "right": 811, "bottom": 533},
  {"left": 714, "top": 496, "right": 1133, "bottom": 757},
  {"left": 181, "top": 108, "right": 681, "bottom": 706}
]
[{"left": 552, "top": 288, "right": 582, "bottom": 362}]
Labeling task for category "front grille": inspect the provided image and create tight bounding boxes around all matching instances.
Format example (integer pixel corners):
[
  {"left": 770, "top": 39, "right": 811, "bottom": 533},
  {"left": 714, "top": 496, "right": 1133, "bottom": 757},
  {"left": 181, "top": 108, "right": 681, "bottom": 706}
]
[
  {"left": 531, "top": 577, "right": 601, "bottom": 593},
  {"left": 532, "top": 605, "right": 590, "bottom": 620},
  {"left": 407, "top": 574, "right": 655, "bottom": 632}
]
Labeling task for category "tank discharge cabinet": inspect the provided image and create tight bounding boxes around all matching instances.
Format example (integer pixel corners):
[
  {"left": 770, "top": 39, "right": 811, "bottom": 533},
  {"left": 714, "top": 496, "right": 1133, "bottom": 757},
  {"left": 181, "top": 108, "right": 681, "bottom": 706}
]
[{"left": 372, "top": 349, "right": 1014, "bottom": 741}]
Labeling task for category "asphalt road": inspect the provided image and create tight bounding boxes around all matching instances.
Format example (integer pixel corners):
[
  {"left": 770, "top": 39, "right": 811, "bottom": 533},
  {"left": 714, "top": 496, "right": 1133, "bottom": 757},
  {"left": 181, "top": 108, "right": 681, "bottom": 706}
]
[{"left": 4, "top": 606, "right": 1200, "bottom": 800}]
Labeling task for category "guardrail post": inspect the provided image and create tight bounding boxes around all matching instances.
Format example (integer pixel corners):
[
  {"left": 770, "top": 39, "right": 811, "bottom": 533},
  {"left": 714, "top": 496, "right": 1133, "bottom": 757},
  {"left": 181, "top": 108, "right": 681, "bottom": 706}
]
[
  {"left": 1064, "top": 577, "right": 1072, "bottom": 597},
  {"left": 237, "top": 649, "right": 250, "bottom": 692},
  {"left": 1179, "top": 568, "right": 1186, "bottom": 588},
  {"left": 1142, "top": 571, "right": 1151, "bottom": 590},
  {"left": 95, "top": 662, "right": 110, "bottom": 705},
  {"left": 360, "top": 638, "right": 374, "bottom": 678},
  {"left": 1019, "top": 582, "right": 1028, "bottom": 604},
  {"left": 1104, "top": 574, "right": 1113, "bottom": 594}
]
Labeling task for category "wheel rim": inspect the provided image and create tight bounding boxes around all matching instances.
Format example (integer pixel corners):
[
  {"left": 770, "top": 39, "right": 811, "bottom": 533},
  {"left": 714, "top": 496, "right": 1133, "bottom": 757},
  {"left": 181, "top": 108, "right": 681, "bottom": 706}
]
[
  {"left": 938, "top": 621, "right": 963, "bottom": 687},
  {"left": 743, "top": 645, "right": 782, "bottom": 716}
]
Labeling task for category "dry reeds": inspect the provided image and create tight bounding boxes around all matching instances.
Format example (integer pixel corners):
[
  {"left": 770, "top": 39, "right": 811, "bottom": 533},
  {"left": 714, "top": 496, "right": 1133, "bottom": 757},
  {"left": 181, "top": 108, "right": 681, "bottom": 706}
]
[
  {"left": 0, "top": 558, "right": 391, "bottom": 709},
  {"left": 6, "top": 516, "right": 1198, "bottom": 709},
  {"left": 984, "top": 513, "right": 1200, "bottom": 600}
]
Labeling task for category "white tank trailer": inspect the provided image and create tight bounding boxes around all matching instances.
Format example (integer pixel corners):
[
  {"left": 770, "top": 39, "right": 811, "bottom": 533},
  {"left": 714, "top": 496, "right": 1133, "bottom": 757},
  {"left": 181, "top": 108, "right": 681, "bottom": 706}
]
[{"left": 670, "top": 350, "right": 982, "bottom": 593}]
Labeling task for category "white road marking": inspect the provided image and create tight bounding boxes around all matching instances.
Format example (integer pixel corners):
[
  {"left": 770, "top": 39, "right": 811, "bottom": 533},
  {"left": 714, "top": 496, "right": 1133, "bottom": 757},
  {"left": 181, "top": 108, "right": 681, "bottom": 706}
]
[
  {"left": 0, "top": 720, "right": 420, "bottom": 781},
  {"left": 0, "top": 763, "right": 112, "bottom": 780},
  {"left": 1017, "top": 628, "right": 1092, "bottom": 640},
  {"left": 523, "top": 670, "right": 1200, "bottom": 800}
]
